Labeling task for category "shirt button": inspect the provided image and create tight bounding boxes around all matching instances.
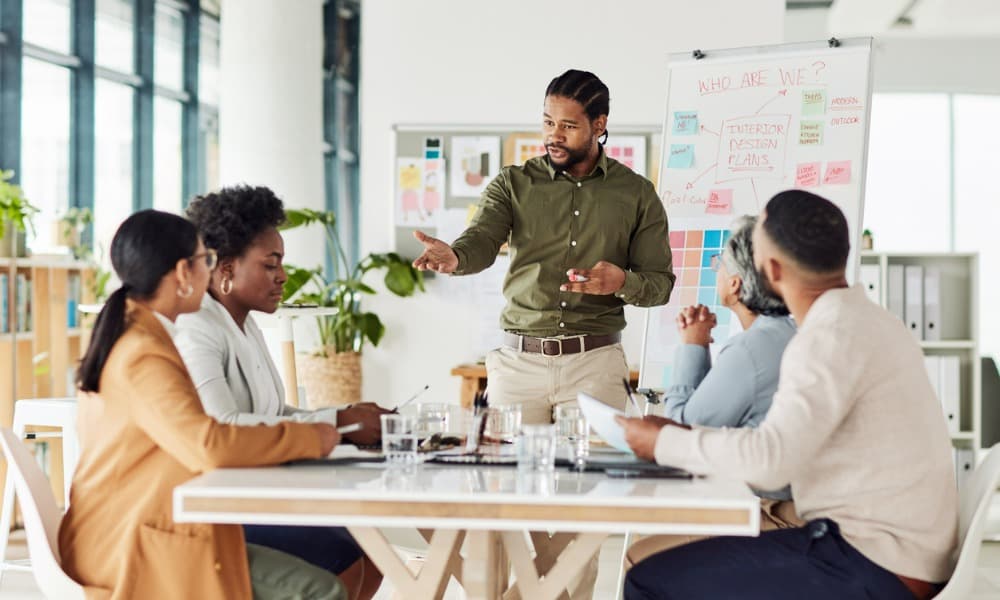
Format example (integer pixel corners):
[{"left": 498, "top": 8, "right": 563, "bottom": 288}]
[
  {"left": 561, "top": 301, "right": 567, "bottom": 307},
  {"left": 559, "top": 322, "right": 565, "bottom": 328},
  {"left": 576, "top": 182, "right": 582, "bottom": 188},
  {"left": 574, "top": 210, "right": 580, "bottom": 216},
  {"left": 571, "top": 240, "right": 577, "bottom": 247}
]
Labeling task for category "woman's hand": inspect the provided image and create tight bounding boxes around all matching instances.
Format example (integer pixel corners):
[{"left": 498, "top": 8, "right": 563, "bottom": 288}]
[{"left": 675, "top": 304, "right": 717, "bottom": 347}]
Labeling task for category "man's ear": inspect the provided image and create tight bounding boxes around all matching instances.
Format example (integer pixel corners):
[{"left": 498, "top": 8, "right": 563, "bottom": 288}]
[
  {"left": 766, "top": 257, "right": 783, "bottom": 284},
  {"left": 592, "top": 115, "right": 608, "bottom": 139}
]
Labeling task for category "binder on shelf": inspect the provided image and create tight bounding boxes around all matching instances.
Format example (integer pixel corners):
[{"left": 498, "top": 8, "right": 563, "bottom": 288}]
[
  {"left": 955, "top": 447, "right": 974, "bottom": 489},
  {"left": 15, "top": 273, "right": 30, "bottom": 333},
  {"left": 887, "top": 264, "right": 905, "bottom": 322},
  {"left": 940, "top": 355, "right": 961, "bottom": 436},
  {"left": 924, "top": 356, "right": 941, "bottom": 402},
  {"left": 859, "top": 264, "right": 880, "bottom": 305},
  {"left": 923, "top": 267, "right": 941, "bottom": 341},
  {"left": 0, "top": 273, "right": 8, "bottom": 333},
  {"left": 67, "top": 272, "right": 80, "bottom": 329},
  {"left": 904, "top": 265, "right": 924, "bottom": 340}
]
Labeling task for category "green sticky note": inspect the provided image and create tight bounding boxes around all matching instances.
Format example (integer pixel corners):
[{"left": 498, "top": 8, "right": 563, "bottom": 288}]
[
  {"left": 802, "top": 89, "right": 826, "bottom": 116},
  {"left": 799, "top": 120, "right": 824, "bottom": 146}
]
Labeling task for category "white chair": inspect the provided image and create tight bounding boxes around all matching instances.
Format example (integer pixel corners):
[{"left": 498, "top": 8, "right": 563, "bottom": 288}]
[
  {"left": 936, "top": 443, "right": 1000, "bottom": 599},
  {"left": 0, "top": 428, "right": 85, "bottom": 599},
  {"left": 0, "top": 398, "right": 79, "bottom": 579}
]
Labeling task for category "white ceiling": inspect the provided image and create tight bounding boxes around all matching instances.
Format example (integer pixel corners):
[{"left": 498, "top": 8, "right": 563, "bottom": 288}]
[{"left": 802, "top": 0, "right": 1000, "bottom": 36}]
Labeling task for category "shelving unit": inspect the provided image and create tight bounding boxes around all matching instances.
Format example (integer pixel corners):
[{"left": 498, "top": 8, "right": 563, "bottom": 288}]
[
  {"left": 860, "top": 251, "right": 981, "bottom": 451},
  {"left": 0, "top": 257, "right": 95, "bottom": 506}
]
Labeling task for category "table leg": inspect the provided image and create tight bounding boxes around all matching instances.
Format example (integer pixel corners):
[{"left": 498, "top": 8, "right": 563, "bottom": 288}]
[
  {"left": 500, "top": 531, "right": 607, "bottom": 600},
  {"left": 280, "top": 318, "right": 299, "bottom": 407},
  {"left": 348, "top": 527, "right": 463, "bottom": 599},
  {"left": 464, "top": 530, "right": 508, "bottom": 600}
]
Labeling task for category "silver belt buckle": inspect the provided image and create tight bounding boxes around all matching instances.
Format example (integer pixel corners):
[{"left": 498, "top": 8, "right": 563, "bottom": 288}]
[{"left": 541, "top": 338, "right": 563, "bottom": 356}]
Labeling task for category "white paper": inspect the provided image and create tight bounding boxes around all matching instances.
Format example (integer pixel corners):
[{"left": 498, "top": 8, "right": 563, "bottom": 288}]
[{"left": 450, "top": 136, "right": 501, "bottom": 197}]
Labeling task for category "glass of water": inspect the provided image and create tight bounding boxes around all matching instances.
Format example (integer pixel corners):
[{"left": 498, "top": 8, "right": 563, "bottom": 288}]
[
  {"left": 517, "top": 424, "right": 557, "bottom": 473},
  {"left": 485, "top": 404, "right": 522, "bottom": 444},
  {"left": 555, "top": 405, "right": 589, "bottom": 468},
  {"left": 380, "top": 414, "right": 418, "bottom": 466},
  {"left": 415, "top": 402, "right": 450, "bottom": 438}
]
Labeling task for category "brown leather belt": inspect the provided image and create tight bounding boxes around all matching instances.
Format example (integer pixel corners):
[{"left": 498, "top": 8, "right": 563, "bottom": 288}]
[
  {"left": 504, "top": 332, "right": 620, "bottom": 357},
  {"left": 895, "top": 574, "right": 941, "bottom": 600}
]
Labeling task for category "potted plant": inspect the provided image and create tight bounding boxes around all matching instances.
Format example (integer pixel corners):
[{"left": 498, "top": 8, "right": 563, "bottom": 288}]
[
  {"left": 0, "top": 169, "right": 39, "bottom": 257},
  {"left": 280, "top": 208, "right": 425, "bottom": 406},
  {"left": 56, "top": 207, "right": 94, "bottom": 259}
]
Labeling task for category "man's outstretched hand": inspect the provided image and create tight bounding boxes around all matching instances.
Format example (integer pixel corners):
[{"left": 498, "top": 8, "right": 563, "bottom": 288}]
[{"left": 412, "top": 230, "right": 459, "bottom": 273}]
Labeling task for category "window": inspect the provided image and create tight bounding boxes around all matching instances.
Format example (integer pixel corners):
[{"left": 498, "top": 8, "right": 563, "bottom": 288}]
[
  {"left": 199, "top": 16, "right": 220, "bottom": 107},
  {"left": 23, "top": 0, "right": 71, "bottom": 54},
  {"left": 20, "top": 57, "right": 71, "bottom": 250},
  {"left": 953, "top": 94, "right": 1000, "bottom": 361},
  {"left": 862, "top": 94, "right": 951, "bottom": 252},
  {"left": 154, "top": 3, "right": 185, "bottom": 91},
  {"left": 94, "top": 79, "right": 134, "bottom": 262},
  {"left": 96, "top": 0, "right": 135, "bottom": 73},
  {"left": 153, "top": 97, "right": 183, "bottom": 213}
]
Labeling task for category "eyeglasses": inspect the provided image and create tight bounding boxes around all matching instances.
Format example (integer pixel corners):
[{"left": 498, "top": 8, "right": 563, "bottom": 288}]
[
  {"left": 709, "top": 253, "right": 723, "bottom": 272},
  {"left": 189, "top": 249, "right": 218, "bottom": 271}
]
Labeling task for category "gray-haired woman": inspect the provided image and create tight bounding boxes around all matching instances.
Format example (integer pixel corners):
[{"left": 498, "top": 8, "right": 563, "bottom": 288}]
[{"left": 626, "top": 215, "right": 801, "bottom": 567}]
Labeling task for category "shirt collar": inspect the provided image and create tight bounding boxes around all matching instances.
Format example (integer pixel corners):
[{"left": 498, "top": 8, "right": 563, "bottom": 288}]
[{"left": 543, "top": 146, "right": 610, "bottom": 181}]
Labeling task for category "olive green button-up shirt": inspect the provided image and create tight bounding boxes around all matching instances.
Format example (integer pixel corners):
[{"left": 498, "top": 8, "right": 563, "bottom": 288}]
[{"left": 451, "top": 150, "right": 675, "bottom": 338}]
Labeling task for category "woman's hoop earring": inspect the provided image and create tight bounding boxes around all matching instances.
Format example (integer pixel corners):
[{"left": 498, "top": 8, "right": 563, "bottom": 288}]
[
  {"left": 220, "top": 277, "right": 233, "bottom": 296},
  {"left": 177, "top": 283, "right": 194, "bottom": 298}
]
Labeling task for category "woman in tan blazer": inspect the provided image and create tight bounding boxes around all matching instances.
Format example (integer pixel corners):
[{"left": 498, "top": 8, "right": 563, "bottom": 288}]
[{"left": 59, "top": 210, "right": 345, "bottom": 600}]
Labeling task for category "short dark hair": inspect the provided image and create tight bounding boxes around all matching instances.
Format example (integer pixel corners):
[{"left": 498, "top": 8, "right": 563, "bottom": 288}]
[
  {"left": 545, "top": 70, "right": 610, "bottom": 143},
  {"left": 762, "top": 190, "right": 850, "bottom": 274},
  {"left": 185, "top": 185, "right": 286, "bottom": 261}
]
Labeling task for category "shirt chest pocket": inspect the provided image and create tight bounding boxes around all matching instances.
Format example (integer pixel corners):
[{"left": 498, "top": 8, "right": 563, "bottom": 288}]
[{"left": 588, "top": 197, "right": 636, "bottom": 254}]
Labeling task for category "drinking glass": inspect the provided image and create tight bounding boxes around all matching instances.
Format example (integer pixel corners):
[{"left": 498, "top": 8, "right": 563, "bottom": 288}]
[
  {"left": 516, "top": 424, "right": 557, "bottom": 473},
  {"left": 484, "top": 404, "right": 522, "bottom": 444},
  {"left": 380, "top": 414, "right": 418, "bottom": 466},
  {"left": 415, "top": 402, "right": 450, "bottom": 437}
]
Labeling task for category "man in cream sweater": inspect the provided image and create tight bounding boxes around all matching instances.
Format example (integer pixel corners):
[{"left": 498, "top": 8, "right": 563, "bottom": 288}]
[{"left": 619, "top": 190, "right": 957, "bottom": 600}]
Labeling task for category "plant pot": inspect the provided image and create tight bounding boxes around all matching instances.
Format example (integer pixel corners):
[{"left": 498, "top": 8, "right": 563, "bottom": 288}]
[
  {"left": 0, "top": 221, "right": 27, "bottom": 257},
  {"left": 296, "top": 349, "right": 361, "bottom": 408}
]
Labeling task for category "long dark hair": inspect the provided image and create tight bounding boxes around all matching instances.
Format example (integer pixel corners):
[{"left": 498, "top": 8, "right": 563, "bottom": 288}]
[
  {"left": 545, "top": 69, "right": 611, "bottom": 144},
  {"left": 77, "top": 210, "right": 199, "bottom": 392}
]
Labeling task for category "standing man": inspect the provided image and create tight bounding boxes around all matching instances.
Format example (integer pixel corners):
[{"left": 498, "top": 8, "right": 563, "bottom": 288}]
[
  {"left": 413, "top": 69, "right": 675, "bottom": 423},
  {"left": 619, "top": 190, "right": 956, "bottom": 600}
]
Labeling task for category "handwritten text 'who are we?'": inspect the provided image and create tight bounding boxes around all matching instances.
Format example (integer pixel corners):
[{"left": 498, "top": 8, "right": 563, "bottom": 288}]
[{"left": 697, "top": 63, "right": 828, "bottom": 95}]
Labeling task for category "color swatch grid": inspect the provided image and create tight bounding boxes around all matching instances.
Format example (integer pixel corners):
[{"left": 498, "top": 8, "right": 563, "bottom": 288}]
[
  {"left": 668, "top": 228, "right": 733, "bottom": 329},
  {"left": 606, "top": 145, "right": 636, "bottom": 170}
]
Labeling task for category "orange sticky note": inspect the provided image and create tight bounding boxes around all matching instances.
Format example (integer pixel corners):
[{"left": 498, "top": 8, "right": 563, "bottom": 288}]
[
  {"left": 796, "top": 162, "right": 821, "bottom": 187},
  {"left": 823, "top": 161, "right": 851, "bottom": 185}
]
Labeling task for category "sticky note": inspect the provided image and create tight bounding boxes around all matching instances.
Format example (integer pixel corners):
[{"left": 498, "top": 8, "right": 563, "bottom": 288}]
[
  {"left": 672, "top": 111, "right": 699, "bottom": 135},
  {"left": 823, "top": 160, "right": 851, "bottom": 185},
  {"left": 667, "top": 144, "right": 695, "bottom": 169},
  {"left": 799, "top": 120, "right": 823, "bottom": 145},
  {"left": 795, "top": 162, "right": 821, "bottom": 187},
  {"left": 801, "top": 89, "right": 826, "bottom": 116},
  {"left": 705, "top": 190, "right": 733, "bottom": 215}
]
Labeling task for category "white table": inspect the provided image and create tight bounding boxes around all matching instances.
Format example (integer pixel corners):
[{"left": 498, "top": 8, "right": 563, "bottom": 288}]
[{"left": 174, "top": 461, "right": 760, "bottom": 600}]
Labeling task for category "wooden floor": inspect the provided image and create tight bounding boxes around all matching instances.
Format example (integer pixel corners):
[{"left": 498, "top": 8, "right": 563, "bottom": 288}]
[{"left": 3, "top": 530, "right": 1000, "bottom": 599}]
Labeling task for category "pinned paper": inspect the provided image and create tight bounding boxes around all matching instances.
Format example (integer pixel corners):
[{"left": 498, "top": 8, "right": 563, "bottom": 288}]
[
  {"left": 801, "top": 89, "right": 826, "bottom": 116},
  {"left": 672, "top": 111, "right": 699, "bottom": 135},
  {"left": 795, "top": 162, "right": 821, "bottom": 187},
  {"left": 667, "top": 144, "right": 695, "bottom": 169},
  {"left": 799, "top": 120, "right": 823, "bottom": 146},
  {"left": 705, "top": 189, "right": 733, "bottom": 214},
  {"left": 823, "top": 160, "right": 851, "bottom": 185}
]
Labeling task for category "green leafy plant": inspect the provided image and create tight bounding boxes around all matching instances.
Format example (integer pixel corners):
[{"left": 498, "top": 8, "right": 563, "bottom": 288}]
[
  {"left": 59, "top": 207, "right": 94, "bottom": 260},
  {"left": 0, "top": 169, "right": 39, "bottom": 240},
  {"left": 279, "top": 208, "right": 424, "bottom": 356}
]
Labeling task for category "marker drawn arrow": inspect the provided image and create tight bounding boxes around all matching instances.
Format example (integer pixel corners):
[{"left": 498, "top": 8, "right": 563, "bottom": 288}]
[
  {"left": 685, "top": 163, "right": 718, "bottom": 189},
  {"left": 755, "top": 89, "right": 788, "bottom": 115},
  {"left": 700, "top": 124, "right": 720, "bottom": 137}
]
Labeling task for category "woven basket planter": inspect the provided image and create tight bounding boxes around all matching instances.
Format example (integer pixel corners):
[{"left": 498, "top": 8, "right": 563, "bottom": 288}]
[{"left": 296, "top": 349, "right": 361, "bottom": 408}]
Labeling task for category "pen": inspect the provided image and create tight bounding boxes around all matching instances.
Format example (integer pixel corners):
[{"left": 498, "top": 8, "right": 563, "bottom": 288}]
[
  {"left": 622, "top": 378, "right": 641, "bottom": 415},
  {"left": 394, "top": 384, "right": 430, "bottom": 412},
  {"left": 337, "top": 423, "right": 363, "bottom": 434}
]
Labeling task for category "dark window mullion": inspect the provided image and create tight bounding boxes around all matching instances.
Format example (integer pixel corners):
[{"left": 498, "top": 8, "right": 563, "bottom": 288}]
[
  {"left": 181, "top": 0, "right": 200, "bottom": 206},
  {"left": 133, "top": 0, "right": 155, "bottom": 211},
  {"left": 0, "top": 0, "right": 23, "bottom": 180},
  {"left": 71, "top": 0, "right": 96, "bottom": 248}
]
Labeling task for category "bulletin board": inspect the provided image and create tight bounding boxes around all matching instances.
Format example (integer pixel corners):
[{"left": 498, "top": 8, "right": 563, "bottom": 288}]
[{"left": 639, "top": 38, "right": 875, "bottom": 390}]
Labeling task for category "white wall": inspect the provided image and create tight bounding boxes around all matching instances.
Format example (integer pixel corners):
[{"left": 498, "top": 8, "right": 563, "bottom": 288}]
[{"left": 359, "top": 0, "right": 785, "bottom": 407}]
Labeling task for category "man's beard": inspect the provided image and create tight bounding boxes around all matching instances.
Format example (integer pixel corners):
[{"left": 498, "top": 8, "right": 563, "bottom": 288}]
[{"left": 546, "top": 143, "right": 591, "bottom": 171}]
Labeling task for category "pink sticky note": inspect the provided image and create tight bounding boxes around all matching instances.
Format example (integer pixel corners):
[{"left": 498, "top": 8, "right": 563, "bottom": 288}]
[
  {"left": 705, "top": 189, "right": 733, "bottom": 215},
  {"left": 796, "top": 162, "right": 821, "bottom": 187},
  {"left": 823, "top": 161, "right": 851, "bottom": 185}
]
